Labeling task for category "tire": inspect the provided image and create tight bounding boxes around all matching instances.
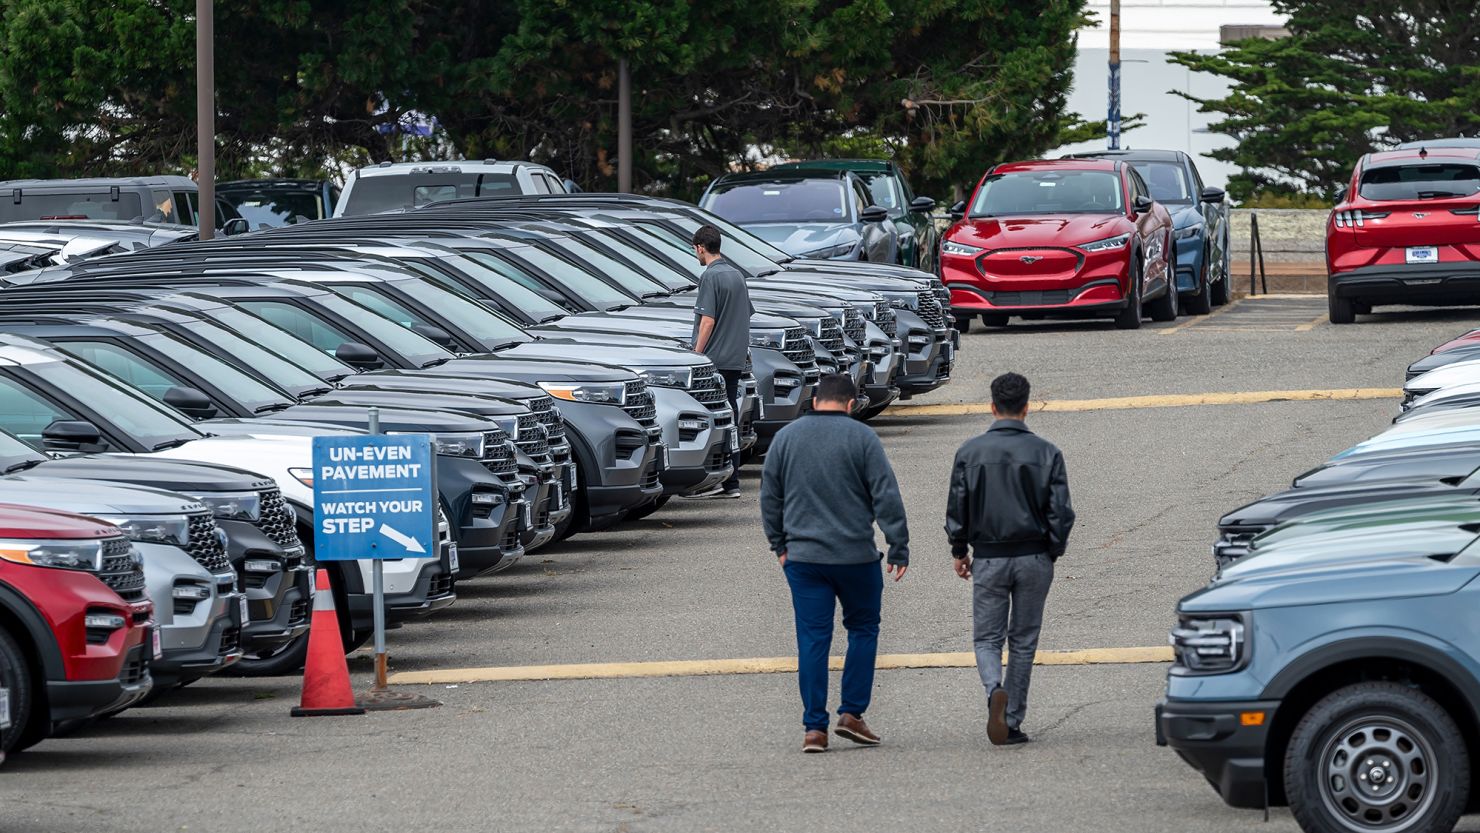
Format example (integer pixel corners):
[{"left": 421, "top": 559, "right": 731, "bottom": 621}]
[
  {"left": 1114, "top": 255, "right": 1144, "bottom": 330},
  {"left": 0, "top": 627, "right": 38, "bottom": 755},
  {"left": 624, "top": 495, "right": 670, "bottom": 521},
  {"left": 1185, "top": 243, "right": 1213, "bottom": 315},
  {"left": 955, "top": 317, "right": 972, "bottom": 334},
  {"left": 1147, "top": 247, "right": 1179, "bottom": 322},
  {"left": 1284, "top": 681, "right": 1467, "bottom": 833},
  {"left": 1211, "top": 228, "right": 1232, "bottom": 306},
  {"left": 979, "top": 313, "right": 1009, "bottom": 327},
  {"left": 225, "top": 632, "right": 309, "bottom": 677},
  {"left": 1329, "top": 287, "right": 1357, "bottom": 325},
  {"left": 856, "top": 401, "right": 890, "bottom": 421}
]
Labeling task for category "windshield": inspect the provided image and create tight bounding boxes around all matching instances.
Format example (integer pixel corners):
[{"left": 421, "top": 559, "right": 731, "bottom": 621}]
[
  {"left": 176, "top": 318, "right": 328, "bottom": 393},
  {"left": 1359, "top": 163, "right": 1480, "bottom": 201},
  {"left": 341, "top": 173, "right": 519, "bottom": 216},
  {"left": 25, "top": 359, "right": 201, "bottom": 449},
  {"left": 590, "top": 231, "right": 697, "bottom": 288},
  {"left": 0, "top": 192, "right": 146, "bottom": 222},
  {"left": 639, "top": 217, "right": 776, "bottom": 276},
  {"left": 497, "top": 245, "right": 636, "bottom": 310},
  {"left": 138, "top": 332, "right": 294, "bottom": 412},
  {"left": 312, "top": 294, "right": 451, "bottom": 366},
  {"left": 705, "top": 179, "right": 849, "bottom": 225},
  {"left": 1128, "top": 162, "right": 1193, "bottom": 203},
  {"left": 394, "top": 279, "right": 531, "bottom": 346},
  {"left": 219, "top": 189, "right": 326, "bottom": 227},
  {"left": 0, "top": 429, "right": 43, "bottom": 470},
  {"left": 542, "top": 236, "right": 668, "bottom": 297},
  {"left": 970, "top": 170, "right": 1125, "bottom": 216},
  {"left": 426, "top": 254, "right": 567, "bottom": 323},
  {"left": 629, "top": 227, "right": 705, "bottom": 278},
  {"left": 197, "top": 305, "right": 355, "bottom": 380}
]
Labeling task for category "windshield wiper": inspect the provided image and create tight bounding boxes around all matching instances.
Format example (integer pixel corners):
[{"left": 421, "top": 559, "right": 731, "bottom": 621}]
[
  {"left": 254, "top": 402, "right": 292, "bottom": 414},
  {"left": 1417, "top": 190, "right": 1463, "bottom": 199},
  {"left": 2, "top": 459, "right": 43, "bottom": 474},
  {"left": 151, "top": 438, "right": 192, "bottom": 450},
  {"left": 421, "top": 358, "right": 451, "bottom": 368}
]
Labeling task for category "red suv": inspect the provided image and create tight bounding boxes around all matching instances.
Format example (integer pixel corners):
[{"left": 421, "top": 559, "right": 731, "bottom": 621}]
[
  {"left": 941, "top": 158, "right": 1177, "bottom": 330},
  {"left": 0, "top": 504, "right": 154, "bottom": 756},
  {"left": 1327, "top": 146, "right": 1480, "bottom": 323}
]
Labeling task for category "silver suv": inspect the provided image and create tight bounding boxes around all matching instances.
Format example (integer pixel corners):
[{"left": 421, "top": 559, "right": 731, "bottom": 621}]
[{"left": 335, "top": 160, "right": 568, "bottom": 217}]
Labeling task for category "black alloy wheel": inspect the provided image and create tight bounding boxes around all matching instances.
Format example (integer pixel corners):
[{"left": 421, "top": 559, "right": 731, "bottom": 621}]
[
  {"left": 1114, "top": 254, "right": 1145, "bottom": 330},
  {"left": 1147, "top": 245, "right": 1179, "bottom": 322},
  {"left": 1185, "top": 241, "right": 1214, "bottom": 315}
]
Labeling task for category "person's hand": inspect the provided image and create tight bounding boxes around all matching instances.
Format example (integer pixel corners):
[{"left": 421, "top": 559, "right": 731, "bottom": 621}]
[
  {"left": 886, "top": 562, "right": 907, "bottom": 582},
  {"left": 777, "top": 551, "right": 787, "bottom": 567},
  {"left": 953, "top": 556, "right": 972, "bottom": 580}
]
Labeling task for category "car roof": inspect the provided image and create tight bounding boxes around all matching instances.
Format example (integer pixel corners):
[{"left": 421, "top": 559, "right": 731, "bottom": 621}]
[
  {"left": 0, "top": 176, "right": 197, "bottom": 189},
  {"left": 715, "top": 170, "right": 849, "bottom": 185},
  {"left": 992, "top": 159, "right": 1118, "bottom": 174},
  {"left": 350, "top": 160, "right": 554, "bottom": 178},
  {"left": 218, "top": 179, "right": 331, "bottom": 191},
  {"left": 1365, "top": 148, "right": 1480, "bottom": 167},
  {"left": 772, "top": 159, "right": 893, "bottom": 173},
  {"left": 1065, "top": 149, "right": 1183, "bottom": 163},
  {"left": 1395, "top": 138, "right": 1480, "bottom": 150}
]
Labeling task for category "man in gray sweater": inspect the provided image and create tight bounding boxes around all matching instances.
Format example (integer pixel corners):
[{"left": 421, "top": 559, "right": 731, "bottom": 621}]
[{"left": 761, "top": 374, "right": 910, "bottom": 753}]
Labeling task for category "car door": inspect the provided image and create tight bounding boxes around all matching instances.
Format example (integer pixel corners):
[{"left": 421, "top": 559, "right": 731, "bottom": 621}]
[
  {"left": 893, "top": 164, "right": 939, "bottom": 273},
  {"left": 1127, "top": 169, "right": 1171, "bottom": 293},
  {"left": 1187, "top": 157, "right": 1226, "bottom": 281}
]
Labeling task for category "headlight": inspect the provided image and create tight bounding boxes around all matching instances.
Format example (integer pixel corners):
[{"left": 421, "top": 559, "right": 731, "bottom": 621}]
[
  {"left": 884, "top": 293, "right": 916, "bottom": 310},
  {"left": 537, "top": 381, "right": 626, "bottom": 406},
  {"left": 802, "top": 242, "right": 857, "bottom": 259},
  {"left": 288, "top": 467, "right": 314, "bottom": 488},
  {"left": 490, "top": 416, "right": 521, "bottom": 439},
  {"left": 1174, "top": 224, "right": 1203, "bottom": 240},
  {"left": 749, "top": 329, "right": 787, "bottom": 349},
  {"left": 425, "top": 431, "right": 487, "bottom": 458},
  {"left": 638, "top": 367, "right": 694, "bottom": 388},
  {"left": 94, "top": 515, "right": 191, "bottom": 546},
  {"left": 1170, "top": 613, "right": 1248, "bottom": 673},
  {"left": 941, "top": 240, "right": 983, "bottom": 257},
  {"left": 1080, "top": 233, "right": 1131, "bottom": 252},
  {"left": 0, "top": 539, "right": 104, "bottom": 571},
  {"left": 188, "top": 491, "right": 262, "bottom": 522}
]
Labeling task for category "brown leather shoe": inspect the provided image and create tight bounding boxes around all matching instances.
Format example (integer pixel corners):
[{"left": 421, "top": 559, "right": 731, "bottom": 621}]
[
  {"left": 835, "top": 713, "right": 881, "bottom": 746},
  {"left": 987, "top": 687, "right": 1009, "bottom": 746},
  {"left": 802, "top": 730, "right": 829, "bottom": 753}
]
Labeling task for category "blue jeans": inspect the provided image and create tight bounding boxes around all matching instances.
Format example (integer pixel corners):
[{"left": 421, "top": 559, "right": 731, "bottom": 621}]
[{"left": 783, "top": 559, "right": 883, "bottom": 732}]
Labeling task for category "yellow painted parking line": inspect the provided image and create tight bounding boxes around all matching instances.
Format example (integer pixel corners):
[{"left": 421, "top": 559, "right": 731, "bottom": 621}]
[
  {"left": 387, "top": 646, "right": 1174, "bottom": 685},
  {"left": 890, "top": 387, "right": 1402, "bottom": 417},
  {"left": 1157, "top": 300, "right": 1241, "bottom": 335},
  {"left": 1295, "top": 312, "right": 1330, "bottom": 332}
]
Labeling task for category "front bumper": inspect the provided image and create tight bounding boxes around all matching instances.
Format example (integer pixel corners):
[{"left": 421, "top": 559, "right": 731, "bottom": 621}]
[
  {"left": 438, "top": 454, "right": 524, "bottom": 579},
  {"left": 649, "top": 387, "right": 733, "bottom": 496},
  {"left": 237, "top": 545, "right": 313, "bottom": 653},
  {"left": 895, "top": 310, "right": 954, "bottom": 398},
  {"left": 1157, "top": 697, "right": 1277, "bottom": 809},
  {"left": 1330, "top": 262, "right": 1480, "bottom": 306}
]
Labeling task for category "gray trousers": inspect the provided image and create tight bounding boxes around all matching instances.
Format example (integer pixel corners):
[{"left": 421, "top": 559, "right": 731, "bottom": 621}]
[{"left": 972, "top": 553, "right": 1054, "bottom": 730}]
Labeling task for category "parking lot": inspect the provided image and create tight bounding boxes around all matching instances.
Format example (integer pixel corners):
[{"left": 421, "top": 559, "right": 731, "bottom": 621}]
[{"left": 0, "top": 296, "right": 1469, "bottom": 833}]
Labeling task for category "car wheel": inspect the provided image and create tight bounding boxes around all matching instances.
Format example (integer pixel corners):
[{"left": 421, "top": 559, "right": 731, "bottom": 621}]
[
  {"left": 226, "top": 632, "right": 310, "bottom": 677},
  {"left": 1147, "top": 247, "right": 1179, "bottom": 322},
  {"left": 624, "top": 495, "right": 670, "bottom": 522},
  {"left": 1185, "top": 243, "right": 1214, "bottom": 315},
  {"left": 1285, "top": 681, "right": 1467, "bottom": 833},
  {"left": 0, "top": 626, "right": 38, "bottom": 754},
  {"left": 1212, "top": 227, "right": 1232, "bottom": 306},
  {"left": 1329, "top": 286, "right": 1357, "bottom": 325},
  {"left": 1115, "top": 256, "right": 1145, "bottom": 330},
  {"left": 979, "top": 313, "right": 1009, "bottom": 327},
  {"left": 956, "top": 317, "right": 972, "bottom": 334}
]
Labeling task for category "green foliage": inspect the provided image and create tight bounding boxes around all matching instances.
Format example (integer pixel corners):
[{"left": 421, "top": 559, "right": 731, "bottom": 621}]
[
  {"left": 1238, "top": 190, "right": 1332, "bottom": 209},
  {"left": 1171, "top": 0, "right": 1480, "bottom": 201},
  {"left": 0, "top": 0, "right": 1093, "bottom": 195}
]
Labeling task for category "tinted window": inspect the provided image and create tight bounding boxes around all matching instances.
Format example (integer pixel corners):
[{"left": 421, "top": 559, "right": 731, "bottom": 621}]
[
  {"left": 341, "top": 173, "right": 520, "bottom": 215},
  {"left": 495, "top": 246, "right": 636, "bottom": 309},
  {"left": 542, "top": 237, "right": 667, "bottom": 297},
  {"left": 177, "top": 318, "right": 327, "bottom": 391},
  {"left": 0, "top": 191, "right": 145, "bottom": 222},
  {"left": 705, "top": 179, "right": 849, "bottom": 224},
  {"left": 970, "top": 170, "right": 1124, "bottom": 216},
  {"left": 237, "top": 301, "right": 359, "bottom": 355},
  {"left": 527, "top": 175, "right": 551, "bottom": 195},
  {"left": 0, "top": 375, "right": 79, "bottom": 444},
  {"left": 1129, "top": 162, "right": 1193, "bottom": 203},
  {"left": 219, "top": 189, "right": 326, "bottom": 227},
  {"left": 1359, "top": 164, "right": 1480, "bottom": 200},
  {"left": 55, "top": 340, "right": 183, "bottom": 400},
  {"left": 857, "top": 172, "right": 902, "bottom": 211},
  {"left": 198, "top": 306, "right": 353, "bottom": 379},
  {"left": 437, "top": 253, "right": 570, "bottom": 321},
  {"left": 392, "top": 280, "right": 531, "bottom": 346},
  {"left": 594, "top": 230, "right": 698, "bottom": 285},
  {"left": 9, "top": 360, "right": 201, "bottom": 448},
  {"left": 137, "top": 332, "right": 292, "bottom": 412}
]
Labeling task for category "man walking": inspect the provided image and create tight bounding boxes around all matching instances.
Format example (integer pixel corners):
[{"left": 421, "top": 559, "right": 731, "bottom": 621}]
[
  {"left": 945, "top": 372, "right": 1074, "bottom": 746},
  {"left": 761, "top": 374, "right": 909, "bottom": 753},
  {"left": 684, "top": 224, "right": 753, "bottom": 500}
]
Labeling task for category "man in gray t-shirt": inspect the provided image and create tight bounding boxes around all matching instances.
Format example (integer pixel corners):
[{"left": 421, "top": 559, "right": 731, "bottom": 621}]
[{"left": 685, "top": 224, "right": 754, "bottom": 499}]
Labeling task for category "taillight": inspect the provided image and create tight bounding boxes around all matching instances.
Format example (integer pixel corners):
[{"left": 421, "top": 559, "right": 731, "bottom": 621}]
[{"left": 1333, "top": 209, "right": 1390, "bottom": 228}]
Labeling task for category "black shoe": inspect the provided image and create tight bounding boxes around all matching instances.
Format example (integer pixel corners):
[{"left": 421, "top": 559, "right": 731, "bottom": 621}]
[
  {"left": 986, "top": 687, "right": 1009, "bottom": 745},
  {"left": 1004, "top": 728, "right": 1030, "bottom": 745}
]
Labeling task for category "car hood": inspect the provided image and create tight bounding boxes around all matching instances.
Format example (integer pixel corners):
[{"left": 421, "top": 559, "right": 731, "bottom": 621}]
[
  {"left": 0, "top": 475, "right": 205, "bottom": 516},
  {"left": 1297, "top": 446, "right": 1480, "bottom": 487},
  {"left": 337, "top": 372, "right": 545, "bottom": 403},
  {"left": 211, "top": 404, "right": 499, "bottom": 434},
  {"left": 1221, "top": 478, "right": 1465, "bottom": 528},
  {"left": 306, "top": 390, "right": 527, "bottom": 418},
  {"left": 1183, "top": 552, "right": 1480, "bottom": 612},
  {"left": 605, "top": 306, "right": 799, "bottom": 331},
  {"left": 427, "top": 356, "right": 635, "bottom": 384},
  {"left": 1248, "top": 499, "right": 1480, "bottom": 552},
  {"left": 1168, "top": 204, "right": 1203, "bottom": 229},
  {"left": 30, "top": 453, "right": 273, "bottom": 493},
  {"left": 497, "top": 341, "right": 705, "bottom": 370},
  {"left": 948, "top": 214, "right": 1127, "bottom": 249},
  {"left": 1408, "top": 346, "right": 1480, "bottom": 378},
  {"left": 147, "top": 433, "right": 316, "bottom": 509},
  {"left": 767, "top": 268, "right": 926, "bottom": 293},
  {"left": 1333, "top": 421, "right": 1480, "bottom": 460},
  {"left": 740, "top": 223, "right": 857, "bottom": 257},
  {"left": 649, "top": 292, "right": 830, "bottom": 321},
  {"left": 1406, "top": 357, "right": 1480, "bottom": 394}
]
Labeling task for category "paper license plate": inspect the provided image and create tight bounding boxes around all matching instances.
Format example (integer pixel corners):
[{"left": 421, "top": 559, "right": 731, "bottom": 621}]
[
  {"left": 303, "top": 570, "right": 315, "bottom": 597},
  {"left": 523, "top": 501, "right": 534, "bottom": 528},
  {"left": 550, "top": 484, "right": 563, "bottom": 511},
  {"left": 944, "top": 341, "right": 956, "bottom": 362},
  {"left": 728, "top": 428, "right": 739, "bottom": 453},
  {"left": 238, "top": 594, "right": 249, "bottom": 625},
  {"left": 448, "top": 543, "right": 460, "bottom": 573},
  {"left": 0, "top": 687, "right": 10, "bottom": 730},
  {"left": 151, "top": 625, "right": 163, "bottom": 661},
  {"left": 1406, "top": 246, "right": 1439, "bottom": 264},
  {"left": 565, "top": 464, "right": 577, "bottom": 489},
  {"left": 661, "top": 445, "right": 671, "bottom": 469}
]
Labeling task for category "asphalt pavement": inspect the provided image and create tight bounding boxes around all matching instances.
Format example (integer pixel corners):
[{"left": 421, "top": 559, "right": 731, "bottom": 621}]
[{"left": 5, "top": 298, "right": 1479, "bottom": 833}]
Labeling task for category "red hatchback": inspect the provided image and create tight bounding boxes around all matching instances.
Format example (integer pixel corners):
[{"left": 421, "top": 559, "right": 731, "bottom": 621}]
[
  {"left": 1326, "top": 146, "right": 1480, "bottom": 323},
  {"left": 941, "top": 159, "right": 1177, "bottom": 330}
]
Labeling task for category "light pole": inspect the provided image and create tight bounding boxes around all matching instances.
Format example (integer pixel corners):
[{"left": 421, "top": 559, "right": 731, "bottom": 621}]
[
  {"left": 617, "top": 57, "right": 632, "bottom": 193},
  {"left": 1108, "top": 0, "right": 1121, "bottom": 150},
  {"left": 196, "top": 0, "right": 215, "bottom": 239}
]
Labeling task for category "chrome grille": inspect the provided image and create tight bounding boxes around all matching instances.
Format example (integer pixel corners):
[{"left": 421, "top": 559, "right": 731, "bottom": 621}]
[
  {"left": 527, "top": 395, "right": 567, "bottom": 444},
  {"left": 781, "top": 327, "right": 814, "bottom": 367},
  {"left": 690, "top": 364, "right": 728, "bottom": 410},
  {"left": 842, "top": 306, "right": 866, "bottom": 344},
  {"left": 869, "top": 300, "right": 889, "bottom": 322},
  {"left": 917, "top": 291, "right": 945, "bottom": 328},
  {"left": 1213, "top": 524, "right": 1270, "bottom": 567},
  {"left": 622, "top": 380, "right": 657, "bottom": 426},
  {"left": 98, "top": 536, "right": 147, "bottom": 601},
  {"left": 481, "top": 429, "right": 518, "bottom": 476},
  {"left": 258, "top": 488, "right": 301, "bottom": 549},
  {"left": 879, "top": 308, "right": 897, "bottom": 337},
  {"left": 186, "top": 511, "right": 231, "bottom": 574},
  {"left": 818, "top": 317, "right": 846, "bottom": 359},
  {"left": 515, "top": 422, "right": 552, "bottom": 461}
]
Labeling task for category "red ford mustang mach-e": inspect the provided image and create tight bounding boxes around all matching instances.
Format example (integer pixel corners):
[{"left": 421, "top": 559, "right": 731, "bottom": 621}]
[{"left": 941, "top": 158, "right": 1176, "bottom": 330}]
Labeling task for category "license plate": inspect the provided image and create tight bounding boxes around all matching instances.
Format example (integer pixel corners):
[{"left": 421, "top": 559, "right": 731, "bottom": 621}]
[
  {"left": 448, "top": 543, "right": 460, "bottom": 573},
  {"left": 551, "top": 484, "right": 564, "bottom": 511},
  {"left": 565, "top": 465, "right": 577, "bottom": 490},
  {"left": 238, "top": 594, "right": 249, "bottom": 624},
  {"left": 1406, "top": 246, "right": 1439, "bottom": 264},
  {"left": 151, "top": 625, "right": 163, "bottom": 661},
  {"left": 661, "top": 445, "right": 670, "bottom": 469},
  {"left": 523, "top": 501, "right": 534, "bottom": 528},
  {"left": 944, "top": 342, "right": 956, "bottom": 362},
  {"left": 303, "top": 570, "right": 315, "bottom": 598},
  {"left": 0, "top": 687, "right": 11, "bottom": 730},
  {"left": 727, "top": 428, "right": 739, "bottom": 453}
]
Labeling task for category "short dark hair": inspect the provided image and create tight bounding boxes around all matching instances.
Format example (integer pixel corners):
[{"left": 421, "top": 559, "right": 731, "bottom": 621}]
[
  {"left": 814, "top": 373, "right": 857, "bottom": 406},
  {"left": 691, "top": 224, "right": 722, "bottom": 254},
  {"left": 991, "top": 372, "right": 1030, "bottom": 416}
]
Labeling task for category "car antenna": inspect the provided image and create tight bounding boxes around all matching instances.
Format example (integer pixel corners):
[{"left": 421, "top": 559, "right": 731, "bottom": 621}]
[{"left": 1420, "top": 147, "right": 1429, "bottom": 159}]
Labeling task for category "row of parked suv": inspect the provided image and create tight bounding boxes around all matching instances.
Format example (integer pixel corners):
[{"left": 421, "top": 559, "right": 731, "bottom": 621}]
[
  {"left": 0, "top": 171, "right": 958, "bottom": 762},
  {"left": 1160, "top": 329, "right": 1480, "bottom": 833}
]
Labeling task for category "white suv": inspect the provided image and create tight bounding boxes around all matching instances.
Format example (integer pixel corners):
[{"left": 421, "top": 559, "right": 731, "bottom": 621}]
[{"left": 335, "top": 160, "right": 568, "bottom": 217}]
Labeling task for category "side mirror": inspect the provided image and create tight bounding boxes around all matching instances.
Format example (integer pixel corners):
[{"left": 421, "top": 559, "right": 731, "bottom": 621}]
[
  {"left": 221, "top": 217, "right": 251, "bottom": 236},
  {"left": 860, "top": 205, "right": 890, "bottom": 224},
  {"left": 1334, "top": 186, "right": 1348, "bottom": 202},
  {"left": 948, "top": 200, "right": 966, "bottom": 219},
  {"left": 163, "top": 386, "right": 219, "bottom": 420},
  {"left": 335, "top": 342, "right": 385, "bottom": 370},
  {"left": 41, "top": 419, "right": 106, "bottom": 453},
  {"left": 1133, "top": 194, "right": 1155, "bottom": 214},
  {"left": 1199, "top": 186, "right": 1226, "bottom": 204},
  {"left": 410, "top": 323, "right": 456, "bottom": 348},
  {"left": 909, "top": 196, "right": 936, "bottom": 213}
]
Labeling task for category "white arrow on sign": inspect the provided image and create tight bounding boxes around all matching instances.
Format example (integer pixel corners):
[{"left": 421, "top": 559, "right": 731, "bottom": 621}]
[{"left": 378, "top": 523, "right": 427, "bottom": 554}]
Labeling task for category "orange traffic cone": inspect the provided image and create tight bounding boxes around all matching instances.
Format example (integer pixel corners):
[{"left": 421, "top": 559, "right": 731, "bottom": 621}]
[{"left": 290, "top": 569, "right": 365, "bottom": 717}]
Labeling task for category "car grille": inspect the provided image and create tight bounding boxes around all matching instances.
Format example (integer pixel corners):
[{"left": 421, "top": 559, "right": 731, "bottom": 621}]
[
  {"left": 706, "top": 447, "right": 728, "bottom": 471},
  {"left": 869, "top": 300, "right": 890, "bottom": 322},
  {"left": 690, "top": 364, "right": 729, "bottom": 411},
  {"left": 641, "top": 459, "right": 661, "bottom": 489},
  {"left": 502, "top": 522, "right": 521, "bottom": 550},
  {"left": 781, "top": 327, "right": 814, "bottom": 367},
  {"left": 842, "top": 306, "right": 866, "bottom": 344},
  {"left": 1213, "top": 525, "right": 1270, "bottom": 568},
  {"left": 98, "top": 536, "right": 147, "bottom": 602},
  {"left": 119, "top": 644, "right": 148, "bottom": 686},
  {"left": 513, "top": 415, "right": 551, "bottom": 461},
  {"left": 185, "top": 511, "right": 232, "bottom": 574},
  {"left": 917, "top": 291, "right": 946, "bottom": 328},
  {"left": 527, "top": 395, "right": 568, "bottom": 444},
  {"left": 986, "top": 289, "right": 1076, "bottom": 307},
  {"left": 257, "top": 488, "right": 301, "bottom": 550},
  {"left": 428, "top": 571, "right": 454, "bottom": 600},
  {"left": 879, "top": 308, "right": 898, "bottom": 337},
  {"left": 481, "top": 430, "right": 519, "bottom": 477},
  {"left": 623, "top": 380, "right": 658, "bottom": 427},
  {"left": 818, "top": 317, "right": 847, "bottom": 359},
  {"left": 218, "top": 626, "right": 240, "bottom": 656},
  {"left": 288, "top": 598, "right": 309, "bottom": 626}
]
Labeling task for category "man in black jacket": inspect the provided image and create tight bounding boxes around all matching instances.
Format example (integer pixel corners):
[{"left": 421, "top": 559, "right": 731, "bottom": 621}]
[{"left": 945, "top": 372, "right": 1074, "bottom": 746}]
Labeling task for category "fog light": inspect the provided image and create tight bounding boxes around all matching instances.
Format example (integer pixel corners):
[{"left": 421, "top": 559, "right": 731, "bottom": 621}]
[
  {"left": 84, "top": 613, "right": 126, "bottom": 630},
  {"left": 677, "top": 418, "right": 706, "bottom": 432},
  {"left": 244, "top": 559, "right": 282, "bottom": 573},
  {"left": 171, "top": 585, "right": 210, "bottom": 600},
  {"left": 471, "top": 492, "right": 505, "bottom": 506}
]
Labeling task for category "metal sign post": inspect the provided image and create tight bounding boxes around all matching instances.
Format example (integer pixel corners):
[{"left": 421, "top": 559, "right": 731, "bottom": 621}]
[{"left": 311, "top": 408, "right": 439, "bottom": 710}]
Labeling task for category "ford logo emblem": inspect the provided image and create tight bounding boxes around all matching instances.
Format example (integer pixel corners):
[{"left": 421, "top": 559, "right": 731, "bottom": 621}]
[{"left": 1020, "top": 255, "right": 1042, "bottom": 264}]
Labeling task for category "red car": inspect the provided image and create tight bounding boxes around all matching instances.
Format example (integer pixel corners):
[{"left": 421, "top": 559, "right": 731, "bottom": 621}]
[
  {"left": 0, "top": 504, "right": 154, "bottom": 756},
  {"left": 941, "top": 158, "right": 1177, "bottom": 330},
  {"left": 1327, "top": 146, "right": 1480, "bottom": 323}
]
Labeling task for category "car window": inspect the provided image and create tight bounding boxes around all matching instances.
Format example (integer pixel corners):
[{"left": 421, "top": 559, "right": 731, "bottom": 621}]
[
  {"left": 236, "top": 300, "right": 358, "bottom": 355},
  {"left": 172, "top": 191, "right": 196, "bottom": 224},
  {"left": 137, "top": 332, "right": 291, "bottom": 411},
  {"left": 433, "top": 253, "right": 571, "bottom": 320},
  {"left": 1359, "top": 163, "right": 1480, "bottom": 201},
  {"left": 53, "top": 340, "right": 182, "bottom": 400},
  {"left": 970, "top": 170, "right": 1125, "bottom": 216},
  {"left": 704, "top": 179, "right": 849, "bottom": 224},
  {"left": 219, "top": 189, "right": 327, "bottom": 227},
  {"left": 1128, "top": 169, "right": 1150, "bottom": 202},
  {"left": 393, "top": 279, "right": 531, "bottom": 345},
  {"left": 340, "top": 173, "right": 520, "bottom": 215},
  {"left": 852, "top": 180, "right": 871, "bottom": 216},
  {"left": 593, "top": 230, "right": 698, "bottom": 285},
  {"left": 527, "top": 174, "right": 551, "bottom": 195},
  {"left": 858, "top": 172, "right": 902, "bottom": 211},
  {"left": 177, "top": 318, "right": 326, "bottom": 391},
  {"left": 495, "top": 245, "right": 636, "bottom": 309},
  {"left": 542, "top": 237, "right": 667, "bottom": 297},
  {"left": 0, "top": 191, "right": 146, "bottom": 222},
  {"left": 0, "top": 375, "right": 79, "bottom": 445},
  {"left": 195, "top": 306, "right": 353, "bottom": 378},
  {"left": 5, "top": 360, "right": 202, "bottom": 449},
  {"left": 1128, "top": 162, "right": 1193, "bottom": 203},
  {"left": 543, "top": 174, "right": 566, "bottom": 193}
]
